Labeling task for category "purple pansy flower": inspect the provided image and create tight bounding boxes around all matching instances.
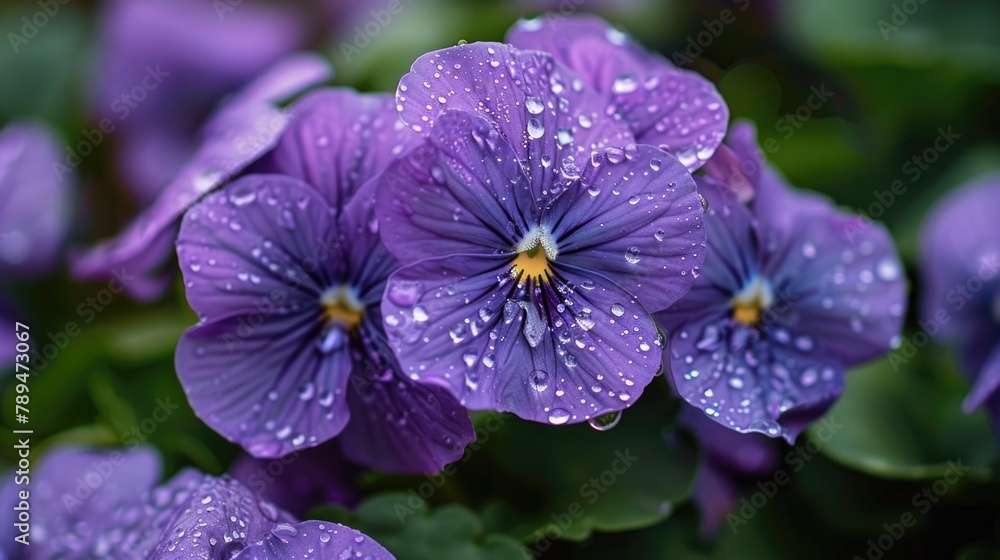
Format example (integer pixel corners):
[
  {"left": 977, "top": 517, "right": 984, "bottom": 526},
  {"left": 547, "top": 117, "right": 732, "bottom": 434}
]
[
  {"left": 2, "top": 446, "right": 392, "bottom": 559},
  {"left": 376, "top": 43, "right": 705, "bottom": 425},
  {"left": 174, "top": 89, "right": 475, "bottom": 468},
  {"left": 92, "top": 0, "right": 309, "bottom": 201},
  {"left": 0, "top": 120, "right": 72, "bottom": 277},
  {"left": 73, "top": 53, "right": 331, "bottom": 300},
  {"left": 506, "top": 14, "right": 729, "bottom": 172},
  {"left": 657, "top": 122, "right": 906, "bottom": 441},
  {"left": 680, "top": 407, "right": 779, "bottom": 537},
  {"left": 919, "top": 174, "right": 1000, "bottom": 433},
  {"left": 230, "top": 443, "right": 361, "bottom": 517}
]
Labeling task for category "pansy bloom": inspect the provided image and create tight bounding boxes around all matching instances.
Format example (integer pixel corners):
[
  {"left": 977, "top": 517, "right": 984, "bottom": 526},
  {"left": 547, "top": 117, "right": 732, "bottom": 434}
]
[
  {"left": 506, "top": 14, "right": 729, "bottom": 172},
  {"left": 174, "top": 89, "right": 475, "bottom": 469},
  {"left": 376, "top": 43, "right": 706, "bottom": 425},
  {"left": 657, "top": 122, "right": 906, "bottom": 441},
  {"left": 92, "top": 0, "right": 308, "bottom": 201},
  {"left": 919, "top": 174, "right": 1000, "bottom": 433},
  {"left": 73, "top": 53, "right": 331, "bottom": 300},
  {"left": 1, "top": 446, "right": 393, "bottom": 559}
]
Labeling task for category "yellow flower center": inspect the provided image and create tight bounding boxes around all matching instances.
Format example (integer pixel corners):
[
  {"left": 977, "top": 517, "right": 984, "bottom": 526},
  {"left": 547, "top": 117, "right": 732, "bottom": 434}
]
[
  {"left": 732, "top": 302, "right": 762, "bottom": 326},
  {"left": 731, "top": 277, "right": 773, "bottom": 327},
  {"left": 510, "top": 226, "right": 558, "bottom": 282},
  {"left": 321, "top": 286, "right": 364, "bottom": 329},
  {"left": 511, "top": 246, "right": 552, "bottom": 280}
]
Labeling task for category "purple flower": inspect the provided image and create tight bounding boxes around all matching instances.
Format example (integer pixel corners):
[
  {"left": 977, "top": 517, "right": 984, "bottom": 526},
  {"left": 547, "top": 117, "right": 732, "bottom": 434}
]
[
  {"left": 3, "top": 446, "right": 392, "bottom": 559},
  {"left": 174, "top": 89, "right": 475, "bottom": 469},
  {"left": 680, "top": 407, "right": 779, "bottom": 537},
  {"left": 0, "top": 121, "right": 71, "bottom": 277},
  {"left": 919, "top": 174, "right": 1000, "bottom": 432},
  {"left": 230, "top": 443, "right": 361, "bottom": 517},
  {"left": 92, "top": 0, "right": 309, "bottom": 201},
  {"left": 73, "top": 53, "right": 331, "bottom": 300},
  {"left": 657, "top": 122, "right": 906, "bottom": 441},
  {"left": 376, "top": 43, "right": 706, "bottom": 425},
  {"left": 506, "top": 14, "right": 729, "bottom": 172}
]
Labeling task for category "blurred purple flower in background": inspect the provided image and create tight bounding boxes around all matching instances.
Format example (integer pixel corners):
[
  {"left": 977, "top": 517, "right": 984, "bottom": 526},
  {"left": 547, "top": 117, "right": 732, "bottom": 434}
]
[
  {"left": 657, "top": 122, "right": 906, "bottom": 442},
  {"left": 73, "top": 54, "right": 331, "bottom": 300},
  {"left": 173, "top": 90, "right": 475, "bottom": 467},
  {"left": 507, "top": 14, "right": 729, "bottom": 172},
  {"left": 920, "top": 174, "right": 1000, "bottom": 434},
  {"left": 377, "top": 42, "right": 705, "bottom": 425},
  {"left": 681, "top": 406, "right": 779, "bottom": 537},
  {"left": 0, "top": 446, "right": 392, "bottom": 559},
  {"left": 230, "top": 443, "right": 362, "bottom": 518},
  {"left": 0, "top": 121, "right": 71, "bottom": 277},
  {"left": 91, "top": 0, "right": 310, "bottom": 202}
]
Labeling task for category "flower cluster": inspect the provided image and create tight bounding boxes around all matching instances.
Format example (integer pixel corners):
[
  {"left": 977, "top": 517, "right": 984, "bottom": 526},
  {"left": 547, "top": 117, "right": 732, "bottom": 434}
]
[
  {"left": 0, "top": 446, "right": 392, "bottom": 559},
  {"left": 71, "top": 13, "right": 911, "bottom": 468}
]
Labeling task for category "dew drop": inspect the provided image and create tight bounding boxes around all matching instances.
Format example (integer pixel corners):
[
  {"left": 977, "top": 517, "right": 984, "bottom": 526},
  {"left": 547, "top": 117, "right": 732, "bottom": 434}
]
[
  {"left": 529, "top": 369, "right": 549, "bottom": 392},
  {"left": 588, "top": 411, "right": 622, "bottom": 431},
  {"left": 624, "top": 246, "right": 641, "bottom": 264},
  {"left": 548, "top": 408, "right": 571, "bottom": 425},
  {"left": 527, "top": 118, "right": 545, "bottom": 139}
]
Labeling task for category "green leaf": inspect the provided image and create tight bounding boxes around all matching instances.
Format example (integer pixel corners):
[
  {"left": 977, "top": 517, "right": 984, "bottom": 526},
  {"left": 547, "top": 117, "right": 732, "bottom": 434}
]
[
  {"left": 316, "top": 493, "right": 528, "bottom": 560},
  {"left": 814, "top": 354, "right": 997, "bottom": 480},
  {"left": 478, "top": 385, "right": 698, "bottom": 542}
]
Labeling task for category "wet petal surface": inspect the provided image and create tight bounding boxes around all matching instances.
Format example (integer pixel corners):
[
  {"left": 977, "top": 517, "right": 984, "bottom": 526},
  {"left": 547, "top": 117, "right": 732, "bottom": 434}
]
[
  {"left": 382, "top": 254, "right": 662, "bottom": 424},
  {"left": 507, "top": 15, "right": 728, "bottom": 171},
  {"left": 73, "top": 54, "right": 331, "bottom": 299},
  {"left": 550, "top": 143, "right": 705, "bottom": 313}
]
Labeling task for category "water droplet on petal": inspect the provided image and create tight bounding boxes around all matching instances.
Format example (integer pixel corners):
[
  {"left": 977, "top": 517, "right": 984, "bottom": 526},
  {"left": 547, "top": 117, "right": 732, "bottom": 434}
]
[
  {"left": 548, "top": 408, "right": 571, "bottom": 425},
  {"left": 529, "top": 369, "right": 549, "bottom": 392},
  {"left": 588, "top": 411, "right": 622, "bottom": 431}
]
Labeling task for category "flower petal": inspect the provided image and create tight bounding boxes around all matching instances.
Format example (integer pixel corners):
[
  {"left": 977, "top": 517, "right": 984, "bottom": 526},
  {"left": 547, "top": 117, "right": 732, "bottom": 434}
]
[
  {"left": 396, "top": 42, "right": 633, "bottom": 215},
  {"left": 176, "top": 174, "right": 337, "bottom": 321},
  {"left": 0, "top": 121, "right": 71, "bottom": 276},
  {"left": 667, "top": 310, "right": 844, "bottom": 442},
  {"left": 72, "top": 53, "right": 331, "bottom": 300},
  {"left": 549, "top": 143, "right": 706, "bottom": 313},
  {"left": 507, "top": 15, "right": 728, "bottom": 171},
  {"left": 754, "top": 174, "right": 907, "bottom": 367},
  {"left": 239, "top": 521, "right": 394, "bottom": 560},
  {"left": 919, "top": 174, "right": 1000, "bottom": 350},
  {"left": 176, "top": 310, "right": 354, "bottom": 458},
  {"left": 259, "top": 89, "right": 418, "bottom": 209},
  {"left": 964, "top": 344, "right": 1000, "bottom": 413},
  {"left": 149, "top": 474, "right": 295, "bottom": 559},
  {"left": 382, "top": 254, "right": 662, "bottom": 424},
  {"left": 376, "top": 110, "right": 532, "bottom": 263},
  {"left": 32, "top": 447, "right": 162, "bottom": 557},
  {"left": 339, "top": 348, "right": 475, "bottom": 473},
  {"left": 93, "top": 0, "right": 308, "bottom": 199},
  {"left": 230, "top": 445, "right": 361, "bottom": 518}
]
